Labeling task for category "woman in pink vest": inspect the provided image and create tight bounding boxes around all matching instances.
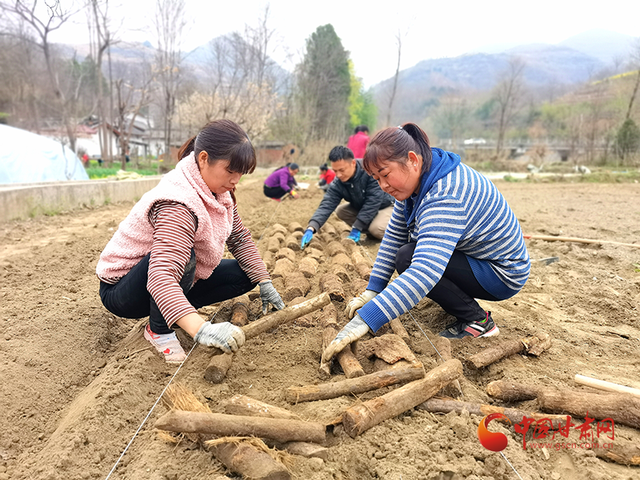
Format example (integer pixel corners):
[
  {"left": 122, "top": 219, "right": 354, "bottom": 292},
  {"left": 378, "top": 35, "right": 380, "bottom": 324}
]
[{"left": 96, "top": 120, "right": 285, "bottom": 363}]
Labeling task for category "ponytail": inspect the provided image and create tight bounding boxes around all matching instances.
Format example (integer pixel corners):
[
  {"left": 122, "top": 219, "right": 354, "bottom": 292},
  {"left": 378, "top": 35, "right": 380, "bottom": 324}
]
[
  {"left": 401, "top": 123, "right": 432, "bottom": 174},
  {"left": 177, "top": 135, "right": 196, "bottom": 161}
]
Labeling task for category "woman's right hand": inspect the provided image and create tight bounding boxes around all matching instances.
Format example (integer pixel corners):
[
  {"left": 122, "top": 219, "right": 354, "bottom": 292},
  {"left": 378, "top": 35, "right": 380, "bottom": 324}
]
[
  {"left": 321, "top": 314, "right": 370, "bottom": 364},
  {"left": 194, "top": 322, "right": 245, "bottom": 353},
  {"left": 345, "top": 290, "right": 378, "bottom": 319}
]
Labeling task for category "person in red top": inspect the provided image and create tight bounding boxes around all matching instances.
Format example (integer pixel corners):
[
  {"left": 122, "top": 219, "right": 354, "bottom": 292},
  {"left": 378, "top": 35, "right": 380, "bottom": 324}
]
[
  {"left": 97, "top": 120, "right": 285, "bottom": 364},
  {"left": 318, "top": 163, "right": 336, "bottom": 191},
  {"left": 347, "top": 125, "right": 370, "bottom": 159}
]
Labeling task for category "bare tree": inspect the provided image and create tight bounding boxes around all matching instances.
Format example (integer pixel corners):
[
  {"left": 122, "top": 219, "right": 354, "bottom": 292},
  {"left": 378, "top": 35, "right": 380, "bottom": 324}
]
[
  {"left": 493, "top": 57, "right": 526, "bottom": 156},
  {"left": 113, "top": 67, "right": 153, "bottom": 170},
  {"left": 625, "top": 38, "right": 640, "bottom": 121},
  {"left": 0, "top": 29, "right": 45, "bottom": 130},
  {"left": 176, "top": 7, "right": 283, "bottom": 141},
  {"left": 385, "top": 30, "right": 403, "bottom": 128},
  {"left": 86, "top": 0, "right": 118, "bottom": 164},
  {"left": 154, "top": 0, "right": 186, "bottom": 162},
  {"left": 0, "top": 0, "right": 82, "bottom": 150}
]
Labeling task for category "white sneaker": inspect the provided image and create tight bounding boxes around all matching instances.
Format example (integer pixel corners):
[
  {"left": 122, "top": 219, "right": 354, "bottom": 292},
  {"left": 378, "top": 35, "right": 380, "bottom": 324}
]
[{"left": 144, "top": 324, "right": 187, "bottom": 364}]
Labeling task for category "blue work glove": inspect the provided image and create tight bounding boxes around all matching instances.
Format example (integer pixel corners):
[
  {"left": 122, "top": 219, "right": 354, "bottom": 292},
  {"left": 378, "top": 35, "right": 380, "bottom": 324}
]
[
  {"left": 300, "top": 228, "right": 314, "bottom": 250},
  {"left": 346, "top": 228, "right": 361, "bottom": 243},
  {"left": 259, "top": 279, "right": 285, "bottom": 315}
]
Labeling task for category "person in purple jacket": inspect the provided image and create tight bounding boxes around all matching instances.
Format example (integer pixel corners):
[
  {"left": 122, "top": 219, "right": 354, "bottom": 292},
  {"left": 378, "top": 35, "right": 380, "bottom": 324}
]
[{"left": 263, "top": 163, "right": 300, "bottom": 201}]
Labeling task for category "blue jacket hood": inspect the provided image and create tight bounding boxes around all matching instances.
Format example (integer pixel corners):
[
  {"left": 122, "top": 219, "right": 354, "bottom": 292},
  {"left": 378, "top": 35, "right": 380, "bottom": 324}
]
[{"left": 403, "top": 148, "right": 461, "bottom": 227}]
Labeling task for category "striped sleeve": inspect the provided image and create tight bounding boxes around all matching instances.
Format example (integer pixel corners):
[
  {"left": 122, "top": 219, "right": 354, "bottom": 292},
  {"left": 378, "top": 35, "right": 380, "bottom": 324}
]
[
  {"left": 147, "top": 201, "right": 198, "bottom": 328},
  {"left": 367, "top": 200, "right": 407, "bottom": 292},
  {"left": 226, "top": 204, "right": 270, "bottom": 283}
]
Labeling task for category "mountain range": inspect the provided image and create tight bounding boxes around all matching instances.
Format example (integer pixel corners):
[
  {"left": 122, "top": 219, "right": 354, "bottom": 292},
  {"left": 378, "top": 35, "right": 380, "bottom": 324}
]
[{"left": 373, "top": 29, "right": 637, "bottom": 123}]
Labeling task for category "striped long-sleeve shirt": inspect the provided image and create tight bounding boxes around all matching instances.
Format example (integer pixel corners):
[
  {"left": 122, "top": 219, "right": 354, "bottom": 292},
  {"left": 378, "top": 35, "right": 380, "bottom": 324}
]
[
  {"left": 101, "top": 200, "right": 269, "bottom": 327},
  {"left": 359, "top": 161, "right": 530, "bottom": 332}
]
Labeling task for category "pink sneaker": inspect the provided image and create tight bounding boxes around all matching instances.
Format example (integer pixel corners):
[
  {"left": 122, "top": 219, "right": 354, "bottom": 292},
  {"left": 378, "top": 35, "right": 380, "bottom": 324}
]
[{"left": 144, "top": 324, "right": 187, "bottom": 364}]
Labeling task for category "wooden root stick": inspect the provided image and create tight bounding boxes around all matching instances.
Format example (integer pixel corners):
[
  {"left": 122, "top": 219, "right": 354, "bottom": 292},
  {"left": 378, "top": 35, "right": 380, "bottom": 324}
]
[
  {"left": 593, "top": 443, "right": 640, "bottom": 466},
  {"left": 342, "top": 359, "right": 463, "bottom": 438},
  {"left": 243, "top": 292, "right": 330, "bottom": 339},
  {"left": 208, "top": 439, "right": 291, "bottom": 480},
  {"left": 418, "top": 398, "right": 568, "bottom": 424},
  {"left": 486, "top": 380, "right": 541, "bottom": 402},
  {"left": 219, "top": 394, "right": 300, "bottom": 420},
  {"left": 286, "top": 362, "right": 425, "bottom": 404},
  {"left": 433, "top": 336, "right": 463, "bottom": 397},
  {"left": 524, "top": 234, "right": 640, "bottom": 250},
  {"left": 230, "top": 295, "right": 250, "bottom": 326},
  {"left": 154, "top": 411, "right": 326, "bottom": 444},
  {"left": 467, "top": 331, "right": 551, "bottom": 369},
  {"left": 537, "top": 389, "right": 640, "bottom": 430},
  {"left": 204, "top": 293, "right": 331, "bottom": 382}
]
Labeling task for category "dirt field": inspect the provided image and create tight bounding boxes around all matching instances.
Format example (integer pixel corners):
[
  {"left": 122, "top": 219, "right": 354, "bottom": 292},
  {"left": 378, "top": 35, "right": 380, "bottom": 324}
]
[{"left": 1, "top": 175, "right": 639, "bottom": 480}]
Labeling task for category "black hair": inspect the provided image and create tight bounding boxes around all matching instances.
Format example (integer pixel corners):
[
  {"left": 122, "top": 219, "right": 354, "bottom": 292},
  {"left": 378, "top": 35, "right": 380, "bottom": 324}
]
[
  {"left": 363, "top": 123, "right": 432, "bottom": 176},
  {"left": 319, "top": 163, "right": 328, "bottom": 171},
  {"left": 177, "top": 119, "right": 256, "bottom": 174},
  {"left": 328, "top": 145, "right": 354, "bottom": 162}
]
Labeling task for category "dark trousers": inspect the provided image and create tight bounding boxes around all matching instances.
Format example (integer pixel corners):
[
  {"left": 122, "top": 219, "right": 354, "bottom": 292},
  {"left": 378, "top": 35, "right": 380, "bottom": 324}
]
[
  {"left": 395, "top": 242, "right": 498, "bottom": 323},
  {"left": 99, "top": 250, "right": 256, "bottom": 334},
  {"left": 263, "top": 185, "right": 287, "bottom": 199}
]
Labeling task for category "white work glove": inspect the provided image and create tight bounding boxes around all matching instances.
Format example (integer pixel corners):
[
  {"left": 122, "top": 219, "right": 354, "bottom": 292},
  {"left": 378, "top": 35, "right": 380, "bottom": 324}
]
[
  {"left": 321, "top": 314, "right": 370, "bottom": 364},
  {"left": 345, "top": 290, "right": 378, "bottom": 319},
  {"left": 259, "top": 280, "right": 285, "bottom": 315},
  {"left": 194, "top": 322, "right": 245, "bottom": 353}
]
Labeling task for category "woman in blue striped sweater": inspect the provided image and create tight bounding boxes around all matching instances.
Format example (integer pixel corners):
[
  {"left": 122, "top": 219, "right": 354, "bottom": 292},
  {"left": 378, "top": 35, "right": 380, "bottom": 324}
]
[{"left": 323, "top": 123, "right": 530, "bottom": 363}]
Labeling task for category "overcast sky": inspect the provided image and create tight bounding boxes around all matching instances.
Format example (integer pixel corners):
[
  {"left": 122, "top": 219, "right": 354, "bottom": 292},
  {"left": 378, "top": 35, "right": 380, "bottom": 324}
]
[{"left": 53, "top": 0, "right": 639, "bottom": 88}]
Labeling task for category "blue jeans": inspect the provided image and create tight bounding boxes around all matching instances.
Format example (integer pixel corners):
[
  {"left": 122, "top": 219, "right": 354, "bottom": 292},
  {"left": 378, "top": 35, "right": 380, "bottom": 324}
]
[{"left": 99, "top": 250, "right": 256, "bottom": 334}]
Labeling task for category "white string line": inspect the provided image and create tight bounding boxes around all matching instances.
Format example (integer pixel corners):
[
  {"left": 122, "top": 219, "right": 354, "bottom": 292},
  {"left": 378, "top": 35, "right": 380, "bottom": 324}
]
[
  {"left": 104, "top": 338, "right": 199, "bottom": 480},
  {"left": 500, "top": 451, "right": 524, "bottom": 480},
  {"left": 357, "top": 243, "right": 444, "bottom": 361}
]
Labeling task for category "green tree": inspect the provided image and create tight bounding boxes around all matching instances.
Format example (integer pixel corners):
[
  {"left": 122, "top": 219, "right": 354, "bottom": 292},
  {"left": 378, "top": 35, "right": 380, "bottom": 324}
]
[
  {"left": 615, "top": 118, "right": 640, "bottom": 162},
  {"left": 296, "top": 24, "right": 351, "bottom": 142},
  {"left": 348, "top": 61, "right": 376, "bottom": 132}
]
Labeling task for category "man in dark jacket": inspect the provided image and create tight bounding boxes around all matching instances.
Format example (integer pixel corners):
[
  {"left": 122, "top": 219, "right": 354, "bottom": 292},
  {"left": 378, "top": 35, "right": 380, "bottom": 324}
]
[{"left": 300, "top": 146, "right": 394, "bottom": 249}]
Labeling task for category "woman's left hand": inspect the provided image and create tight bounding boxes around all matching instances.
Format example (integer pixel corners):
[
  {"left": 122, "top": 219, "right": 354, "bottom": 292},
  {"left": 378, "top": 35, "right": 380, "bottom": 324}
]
[
  {"left": 259, "top": 280, "right": 285, "bottom": 314},
  {"left": 321, "top": 314, "right": 370, "bottom": 364}
]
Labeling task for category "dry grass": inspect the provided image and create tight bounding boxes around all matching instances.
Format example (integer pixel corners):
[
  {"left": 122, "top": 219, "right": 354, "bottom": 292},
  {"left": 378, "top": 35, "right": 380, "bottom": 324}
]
[
  {"left": 163, "top": 382, "right": 212, "bottom": 413},
  {"left": 157, "top": 382, "right": 212, "bottom": 445}
]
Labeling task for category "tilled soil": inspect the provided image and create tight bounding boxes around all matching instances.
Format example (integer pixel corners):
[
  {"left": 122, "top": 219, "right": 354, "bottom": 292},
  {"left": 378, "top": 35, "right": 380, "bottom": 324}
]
[{"left": 0, "top": 176, "right": 639, "bottom": 480}]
